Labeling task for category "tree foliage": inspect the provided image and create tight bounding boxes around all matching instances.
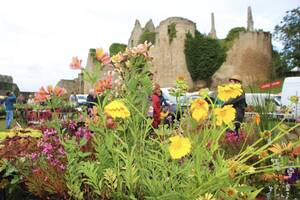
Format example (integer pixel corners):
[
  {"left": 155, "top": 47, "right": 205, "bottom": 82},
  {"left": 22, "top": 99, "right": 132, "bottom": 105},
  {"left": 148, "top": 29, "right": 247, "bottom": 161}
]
[
  {"left": 139, "top": 30, "right": 156, "bottom": 44},
  {"left": 184, "top": 31, "right": 226, "bottom": 81},
  {"left": 274, "top": 7, "right": 300, "bottom": 69},
  {"left": 271, "top": 49, "right": 289, "bottom": 78},
  {"left": 109, "top": 43, "right": 127, "bottom": 56},
  {"left": 220, "top": 27, "right": 246, "bottom": 50}
]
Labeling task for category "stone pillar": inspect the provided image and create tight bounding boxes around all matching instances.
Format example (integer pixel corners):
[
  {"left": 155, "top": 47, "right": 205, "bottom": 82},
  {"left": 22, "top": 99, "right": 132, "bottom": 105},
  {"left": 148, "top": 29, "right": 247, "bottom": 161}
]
[
  {"left": 247, "top": 6, "right": 254, "bottom": 32},
  {"left": 208, "top": 13, "right": 217, "bottom": 39}
]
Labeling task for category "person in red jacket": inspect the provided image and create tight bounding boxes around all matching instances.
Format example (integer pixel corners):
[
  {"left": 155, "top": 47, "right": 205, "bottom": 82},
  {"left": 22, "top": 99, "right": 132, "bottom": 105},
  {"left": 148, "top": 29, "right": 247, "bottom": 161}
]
[{"left": 152, "top": 83, "right": 161, "bottom": 128}]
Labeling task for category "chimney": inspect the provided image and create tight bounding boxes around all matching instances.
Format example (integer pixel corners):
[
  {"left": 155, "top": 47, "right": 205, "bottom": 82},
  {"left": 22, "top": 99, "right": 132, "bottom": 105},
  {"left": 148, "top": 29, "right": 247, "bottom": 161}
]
[
  {"left": 208, "top": 13, "right": 217, "bottom": 39},
  {"left": 247, "top": 6, "right": 254, "bottom": 31}
]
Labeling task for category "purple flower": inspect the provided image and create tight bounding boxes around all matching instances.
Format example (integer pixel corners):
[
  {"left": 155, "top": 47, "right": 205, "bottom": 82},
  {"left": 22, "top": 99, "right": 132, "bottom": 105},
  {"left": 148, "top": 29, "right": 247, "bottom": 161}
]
[
  {"left": 58, "top": 147, "right": 65, "bottom": 155},
  {"left": 42, "top": 143, "right": 53, "bottom": 154},
  {"left": 59, "top": 164, "right": 65, "bottom": 171},
  {"left": 30, "top": 152, "right": 38, "bottom": 160}
]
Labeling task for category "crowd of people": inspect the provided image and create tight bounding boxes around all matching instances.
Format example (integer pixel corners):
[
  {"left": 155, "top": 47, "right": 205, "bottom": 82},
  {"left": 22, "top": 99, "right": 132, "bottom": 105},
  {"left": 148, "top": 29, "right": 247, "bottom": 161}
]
[
  {"left": 147, "top": 73, "right": 246, "bottom": 137},
  {"left": 0, "top": 73, "right": 246, "bottom": 134}
]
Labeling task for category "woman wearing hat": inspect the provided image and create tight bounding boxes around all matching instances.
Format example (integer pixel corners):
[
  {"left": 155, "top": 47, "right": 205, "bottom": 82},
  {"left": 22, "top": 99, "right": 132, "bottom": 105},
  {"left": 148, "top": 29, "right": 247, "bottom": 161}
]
[{"left": 223, "top": 75, "right": 247, "bottom": 136}]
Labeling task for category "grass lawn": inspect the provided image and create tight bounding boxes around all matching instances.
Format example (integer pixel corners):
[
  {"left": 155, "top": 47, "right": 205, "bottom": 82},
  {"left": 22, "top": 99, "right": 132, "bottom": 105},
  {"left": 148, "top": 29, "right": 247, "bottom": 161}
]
[
  {"left": 0, "top": 118, "right": 7, "bottom": 132},
  {"left": 0, "top": 118, "right": 26, "bottom": 132}
]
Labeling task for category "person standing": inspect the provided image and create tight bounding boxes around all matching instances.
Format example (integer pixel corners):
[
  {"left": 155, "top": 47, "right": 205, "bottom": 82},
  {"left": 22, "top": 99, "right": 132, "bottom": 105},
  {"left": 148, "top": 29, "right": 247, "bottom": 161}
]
[
  {"left": 223, "top": 75, "right": 247, "bottom": 136},
  {"left": 69, "top": 92, "right": 78, "bottom": 106},
  {"left": 0, "top": 91, "right": 16, "bottom": 129},
  {"left": 152, "top": 84, "right": 161, "bottom": 129},
  {"left": 86, "top": 89, "right": 97, "bottom": 116}
]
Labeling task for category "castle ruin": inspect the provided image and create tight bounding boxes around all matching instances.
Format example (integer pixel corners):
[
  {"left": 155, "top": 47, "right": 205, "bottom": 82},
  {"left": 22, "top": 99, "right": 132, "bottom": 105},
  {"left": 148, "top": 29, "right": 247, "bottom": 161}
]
[
  {"left": 81, "top": 6, "right": 272, "bottom": 92},
  {"left": 128, "top": 6, "right": 272, "bottom": 89}
]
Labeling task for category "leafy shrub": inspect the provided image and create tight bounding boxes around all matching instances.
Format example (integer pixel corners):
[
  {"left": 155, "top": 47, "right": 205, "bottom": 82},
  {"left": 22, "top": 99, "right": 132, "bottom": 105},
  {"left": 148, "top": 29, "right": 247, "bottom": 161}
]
[
  {"left": 184, "top": 31, "right": 226, "bottom": 81},
  {"left": 168, "top": 22, "right": 177, "bottom": 43},
  {"left": 139, "top": 30, "right": 156, "bottom": 44},
  {"left": 220, "top": 27, "right": 246, "bottom": 50},
  {"left": 109, "top": 43, "right": 127, "bottom": 56}
]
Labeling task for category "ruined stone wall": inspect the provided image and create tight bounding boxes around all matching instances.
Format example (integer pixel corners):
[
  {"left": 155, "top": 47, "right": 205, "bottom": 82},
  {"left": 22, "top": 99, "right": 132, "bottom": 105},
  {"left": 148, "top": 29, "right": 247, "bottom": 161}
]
[
  {"left": 150, "top": 17, "right": 195, "bottom": 89},
  {"left": 212, "top": 31, "right": 272, "bottom": 87},
  {"left": 128, "top": 20, "right": 143, "bottom": 48}
]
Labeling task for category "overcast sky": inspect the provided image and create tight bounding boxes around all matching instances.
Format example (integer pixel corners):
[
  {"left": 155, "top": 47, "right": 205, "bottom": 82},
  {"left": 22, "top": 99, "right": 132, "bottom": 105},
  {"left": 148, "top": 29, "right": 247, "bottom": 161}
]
[{"left": 0, "top": 0, "right": 299, "bottom": 92}]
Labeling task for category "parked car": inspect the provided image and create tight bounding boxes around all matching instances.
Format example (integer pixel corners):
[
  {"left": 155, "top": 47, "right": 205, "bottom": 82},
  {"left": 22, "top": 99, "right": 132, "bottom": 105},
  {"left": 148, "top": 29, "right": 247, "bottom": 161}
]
[{"left": 75, "top": 94, "right": 88, "bottom": 106}]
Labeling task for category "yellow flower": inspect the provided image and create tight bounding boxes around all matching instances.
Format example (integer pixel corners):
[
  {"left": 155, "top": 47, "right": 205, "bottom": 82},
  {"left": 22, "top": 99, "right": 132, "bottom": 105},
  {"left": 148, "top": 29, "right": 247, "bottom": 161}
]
[
  {"left": 111, "top": 53, "right": 124, "bottom": 63},
  {"left": 104, "top": 100, "right": 130, "bottom": 119},
  {"left": 289, "top": 95, "right": 299, "bottom": 104},
  {"left": 169, "top": 135, "right": 191, "bottom": 160},
  {"left": 253, "top": 113, "right": 260, "bottom": 125},
  {"left": 217, "top": 83, "right": 243, "bottom": 101},
  {"left": 160, "top": 111, "right": 169, "bottom": 121},
  {"left": 225, "top": 187, "right": 237, "bottom": 197},
  {"left": 190, "top": 99, "right": 209, "bottom": 122},
  {"left": 214, "top": 105, "right": 236, "bottom": 126},
  {"left": 96, "top": 48, "right": 105, "bottom": 60},
  {"left": 196, "top": 193, "right": 216, "bottom": 200},
  {"left": 259, "top": 150, "right": 269, "bottom": 158}
]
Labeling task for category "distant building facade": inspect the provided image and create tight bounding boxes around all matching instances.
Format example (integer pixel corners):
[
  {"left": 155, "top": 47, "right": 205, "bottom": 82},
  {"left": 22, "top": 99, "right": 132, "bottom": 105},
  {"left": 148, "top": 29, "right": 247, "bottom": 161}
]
[{"left": 0, "top": 74, "right": 19, "bottom": 96}]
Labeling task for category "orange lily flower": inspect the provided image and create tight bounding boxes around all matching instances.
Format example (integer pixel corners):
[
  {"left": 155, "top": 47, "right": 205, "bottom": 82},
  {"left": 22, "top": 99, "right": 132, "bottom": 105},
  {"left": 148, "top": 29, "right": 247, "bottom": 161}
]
[
  {"left": 70, "top": 56, "right": 82, "bottom": 70},
  {"left": 53, "top": 86, "right": 67, "bottom": 96},
  {"left": 47, "top": 85, "right": 54, "bottom": 94},
  {"left": 94, "top": 75, "right": 113, "bottom": 94}
]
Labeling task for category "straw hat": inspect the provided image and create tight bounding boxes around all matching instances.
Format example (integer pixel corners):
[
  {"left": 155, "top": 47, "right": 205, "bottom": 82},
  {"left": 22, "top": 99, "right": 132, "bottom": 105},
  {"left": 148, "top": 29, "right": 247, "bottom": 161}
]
[{"left": 229, "top": 74, "right": 242, "bottom": 83}]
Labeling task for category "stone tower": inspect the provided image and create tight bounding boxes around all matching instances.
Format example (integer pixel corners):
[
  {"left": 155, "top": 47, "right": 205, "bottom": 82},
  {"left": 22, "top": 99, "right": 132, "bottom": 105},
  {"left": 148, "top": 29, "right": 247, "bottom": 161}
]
[
  {"left": 150, "top": 17, "right": 196, "bottom": 88},
  {"left": 208, "top": 13, "right": 217, "bottom": 39},
  {"left": 247, "top": 6, "right": 254, "bottom": 31},
  {"left": 128, "top": 20, "right": 143, "bottom": 47}
]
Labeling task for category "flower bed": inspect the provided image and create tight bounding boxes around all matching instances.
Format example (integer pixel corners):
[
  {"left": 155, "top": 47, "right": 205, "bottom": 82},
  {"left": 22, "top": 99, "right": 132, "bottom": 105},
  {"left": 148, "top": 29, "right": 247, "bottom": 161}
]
[{"left": 0, "top": 43, "right": 300, "bottom": 199}]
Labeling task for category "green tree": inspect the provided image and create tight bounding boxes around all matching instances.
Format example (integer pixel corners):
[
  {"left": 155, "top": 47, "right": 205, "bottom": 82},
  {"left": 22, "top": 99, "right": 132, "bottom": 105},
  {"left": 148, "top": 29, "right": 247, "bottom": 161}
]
[
  {"left": 274, "top": 7, "right": 300, "bottom": 69},
  {"left": 184, "top": 31, "right": 226, "bottom": 81},
  {"left": 139, "top": 30, "right": 156, "bottom": 44},
  {"left": 271, "top": 49, "right": 289, "bottom": 78},
  {"left": 220, "top": 27, "right": 246, "bottom": 50},
  {"left": 109, "top": 43, "right": 127, "bottom": 56}
]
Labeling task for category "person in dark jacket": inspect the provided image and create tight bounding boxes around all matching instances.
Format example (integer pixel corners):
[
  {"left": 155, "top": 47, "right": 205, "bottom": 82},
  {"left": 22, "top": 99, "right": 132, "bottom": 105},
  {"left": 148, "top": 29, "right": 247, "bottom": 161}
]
[
  {"left": 158, "top": 90, "right": 169, "bottom": 107},
  {"left": 0, "top": 91, "right": 16, "bottom": 129},
  {"left": 223, "top": 75, "right": 247, "bottom": 136},
  {"left": 86, "top": 89, "right": 97, "bottom": 116}
]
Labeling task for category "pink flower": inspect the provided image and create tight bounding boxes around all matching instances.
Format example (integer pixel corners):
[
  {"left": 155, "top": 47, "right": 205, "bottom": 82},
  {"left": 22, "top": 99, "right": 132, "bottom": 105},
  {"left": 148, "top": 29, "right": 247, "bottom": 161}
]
[
  {"left": 59, "top": 164, "right": 65, "bottom": 171},
  {"left": 58, "top": 147, "right": 65, "bottom": 155},
  {"left": 70, "top": 56, "right": 82, "bottom": 69},
  {"left": 30, "top": 152, "right": 38, "bottom": 160},
  {"left": 84, "top": 131, "right": 92, "bottom": 141}
]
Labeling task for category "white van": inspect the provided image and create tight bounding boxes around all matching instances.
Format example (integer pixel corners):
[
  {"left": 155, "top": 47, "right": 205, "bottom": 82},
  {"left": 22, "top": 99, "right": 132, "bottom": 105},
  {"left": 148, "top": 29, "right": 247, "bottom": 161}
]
[{"left": 281, "top": 77, "right": 300, "bottom": 118}]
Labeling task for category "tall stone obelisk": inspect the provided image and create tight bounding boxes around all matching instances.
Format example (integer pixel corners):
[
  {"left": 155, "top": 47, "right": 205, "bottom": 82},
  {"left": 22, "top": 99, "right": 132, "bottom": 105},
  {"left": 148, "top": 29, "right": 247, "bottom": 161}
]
[
  {"left": 208, "top": 13, "right": 217, "bottom": 39},
  {"left": 247, "top": 6, "right": 254, "bottom": 31}
]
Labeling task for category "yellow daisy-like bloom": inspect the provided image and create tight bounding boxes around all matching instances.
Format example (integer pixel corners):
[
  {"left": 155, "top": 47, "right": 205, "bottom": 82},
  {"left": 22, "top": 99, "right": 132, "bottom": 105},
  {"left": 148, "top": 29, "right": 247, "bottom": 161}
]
[
  {"left": 169, "top": 135, "right": 191, "bottom": 160},
  {"left": 190, "top": 99, "right": 209, "bottom": 122},
  {"left": 214, "top": 105, "right": 236, "bottom": 126},
  {"left": 196, "top": 193, "right": 216, "bottom": 200},
  {"left": 104, "top": 100, "right": 130, "bottom": 119},
  {"left": 217, "top": 83, "right": 243, "bottom": 101}
]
